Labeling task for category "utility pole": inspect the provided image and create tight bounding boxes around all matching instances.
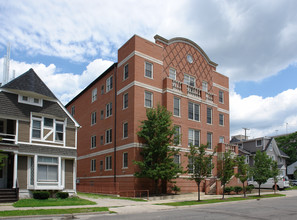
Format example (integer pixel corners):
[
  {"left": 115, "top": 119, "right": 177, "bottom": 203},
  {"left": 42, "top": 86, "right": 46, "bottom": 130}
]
[{"left": 242, "top": 128, "right": 250, "bottom": 140}]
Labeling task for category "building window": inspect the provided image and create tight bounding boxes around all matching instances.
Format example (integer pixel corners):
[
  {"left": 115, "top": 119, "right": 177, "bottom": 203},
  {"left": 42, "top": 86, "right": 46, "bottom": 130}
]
[
  {"left": 207, "top": 107, "right": 212, "bottom": 124},
  {"left": 123, "top": 122, "right": 128, "bottom": 139},
  {"left": 91, "top": 135, "right": 96, "bottom": 149},
  {"left": 123, "top": 93, "right": 128, "bottom": 109},
  {"left": 91, "top": 112, "right": 96, "bottom": 125},
  {"left": 202, "top": 81, "right": 208, "bottom": 92},
  {"left": 124, "top": 64, "right": 129, "bottom": 80},
  {"left": 106, "top": 129, "right": 112, "bottom": 144},
  {"left": 100, "top": 160, "right": 103, "bottom": 171},
  {"left": 18, "top": 95, "right": 43, "bottom": 107},
  {"left": 173, "top": 154, "right": 180, "bottom": 167},
  {"left": 174, "top": 125, "right": 181, "bottom": 145},
  {"left": 256, "top": 139, "right": 262, "bottom": 146},
  {"left": 144, "top": 91, "right": 153, "bottom": 108},
  {"left": 105, "top": 156, "right": 112, "bottom": 170},
  {"left": 123, "top": 152, "right": 128, "bottom": 168},
  {"left": 37, "top": 156, "right": 58, "bottom": 182},
  {"left": 32, "top": 119, "right": 42, "bottom": 139},
  {"left": 219, "top": 114, "right": 224, "bottom": 126},
  {"left": 91, "top": 159, "right": 96, "bottom": 172},
  {"left": 106, "top": 76, "right": 113, "bottom": 92},
  {"left": 71, "top": 106, "right": 75, "bottom": 116},
  {"left": 92, "top": 88, "right": 97, "bottom": 102},
  {"left": 101, "top": 85, "right": 104, "bottom": 95},
  {"left": 0, "top": 121, "right": 4, "bottom": 133},
  {"left": 101, "top": 110, "right": 104, "bottom": 120},
  {"left": 207, "top": 132, "right": 213, "bottom": 149},
  {"left": 173, "top": 97, "right": 180, "bottom": 116},
  {"left": 184, "top": 74, "right": 195, "bottom": 87},
  {"left": 188, "top": 129, "right": 200, "bottom": 147},
  {"left": 169, "top": 68, "right": 176, "bottom": 80},
  {"left": 188, "top": 158, "right": 193, "bottom": 174},
  {"left": 55, "top": 121, "right": 64, "bottom": 142},
  {"left": 188, "top": 102, "right": 200, "bottom": 121},
  {"left": 100, "top": 135, "right": 103, "bottom": 145},
  {"left": 245, "top": 155, "right": 249, "bottom": 164},
  {"left": 106, "top": 102, "right": 112, "bottom": 118},
  {"left": 44, "top": 118, "right": 53, "bottom": 127},
  {"left": 145, "top": 62, "right": 153, "bottom": 78},
  {"left": 219, "top": 136, "right": 225, "bottom": 143},
  {"left": 219, "top": 90, "right": 224, "bottom": 103}
]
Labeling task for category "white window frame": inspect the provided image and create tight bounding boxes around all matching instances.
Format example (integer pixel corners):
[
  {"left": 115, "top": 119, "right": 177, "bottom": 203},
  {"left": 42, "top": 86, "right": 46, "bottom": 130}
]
[
  {"left": 91, "top": 111, "right": 96, "bottom": 125},
  {"left": 144, "top": 91, "right": 153, "bottom": 108},
  {"left": 169, "top": 68, "right": 176, "bottom": 80},
  {"left": 219, "top": 90, "right": 224, "bottom": 103},
  {"left": 188, "top": 129, "right": 200, "bottom": 147},
  {"left": 18, "top": 95, "right": 43, "bottom": 107},
  {"left": 219, "top": 114, "right": 224, "bottom": 126},
  {"left": 173, "top": 97, "right": 180, "bottom": 117},
  {"left": 144, "top": 62, "right": 153, "bottom": 79},
  {"left": 123, "top": 93, "right": 128, "bottom": 109},
  {"left": 105, "top": 156, "right": 112, "bottom": 170},
  {"left": 37, "top": 156, "right": 58, "bottom": 182},
  {"left": 219, "top": 136, "right": 225, "bottom": 143},
  {"left": 207, "top": 107, "right": 212, "bottom": 124},
  {"left": 91, "top": 159, "right": 96, "bottom": 172},
  {"left": 188, "top": 102, "right": 200, "bottom": 121},
  {"left": 257, "top": 139, "right": 262, "bottom": 146},
  {"left": 92, "top": 88, "right": 97, "bottom": 102},
  {"left": 123, "top": 152, "right": 128, "bottom": 168},
  {"left": 106, "top": 75, "right": 113, "bottom": 92},
  {"left": 202, "top": 81, "right": 208, "bottom": 92},
  {"left": 124, "top": 64, "right": 129, "bottom": 80},
  {"left": 123, "top": 122, "right": 128, "bottom": 139},
  {"left": 105, "top": 129, "right": 112, "bottom": 144},
  {"left": 106, "top": 102, "right": 112, "bottom": 118},
  {"left": 174, "top": 125, "right": 181, "bottom": 146},
  {"left": 55, "top": 121, "right": 64, "bottom": 142},
  {"left": 207, "top": 132, "right": 213, "bottom": 149},
  {"left": 184, "top": 74, "right": 195, "bottom": 87},
  {"left": 91, "top": 135, "right": 96, "bottom": 149}
]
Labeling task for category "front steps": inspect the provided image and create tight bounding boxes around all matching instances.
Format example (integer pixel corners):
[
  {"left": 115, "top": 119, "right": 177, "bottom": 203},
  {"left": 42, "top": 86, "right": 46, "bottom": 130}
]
[{"left": 0, "top": 188, "right": 18, "bottom": 203}]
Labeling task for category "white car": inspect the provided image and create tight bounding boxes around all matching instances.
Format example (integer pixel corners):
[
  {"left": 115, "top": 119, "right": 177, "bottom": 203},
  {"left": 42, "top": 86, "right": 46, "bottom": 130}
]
[{"left": 248, "top": 176, "right": 290, "bottom": 190}]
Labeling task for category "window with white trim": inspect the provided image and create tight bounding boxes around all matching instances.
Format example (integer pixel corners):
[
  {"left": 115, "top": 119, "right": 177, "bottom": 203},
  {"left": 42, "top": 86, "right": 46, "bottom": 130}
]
[
  {"left": 71, "top": 106, "right": 75, "bottom": 116},
  {"left": 144, "top": 91, "right": 153, "bottom": 108},
  {"left": 55, "top": 121, "right": 64, "bottom": 142},
  {"left": 202, "top": 81, "right": 208, "bottom": 92},
  {"left": 18, "top": 95, "right": 43, "bottom": 107},
  {"left": 106, "top": 102, "right": 112, "bottom": 118},
  {"left": 188, "top": 129, "right": 200, "bottom": 147},
  {"left": 219, "top": 90, "right": 224, "bottom": 103},
  {"left": 106, "top": 76, "right": 113, "bottom": 92},
  {"left": 174, "top": 125, "right": 181, "bottom": 146},
  {"left": 37, "top": 156, "right": 58, "bottom": 182},
  {"left": 169, "top": 68, "right": 176, "bottom": 80},
  {"left": 92, "top": 88, "right": 97, "bottom": 102},
  {"left": 184, "top": 74, "right": 195, "bottom": 87},
  {"left": 32, "top": 118, "right": 42, "bottom": 139},
  {"left": 188, "top": 102, "right": 200, "bottom": 121},
  {"left": 123, "top": 152, "right": 128, "bottom": 168},
  {"left": 207, "top": 132, "right": 213, "bottom": 149},
  {"left": 91, "top": 159, "right": 96, "bottom": 172},
  {"left": 173, "top": 97, "right": 180, "bottom": 116},
  {"left": 91, "top": 135, "right": 96, "bottom": 149},
  {"left": 188, "top": 158, "right": 193, "bottom": 173},
  {"left": 173, "top": 154, "right": 180, "bottom": 167},
  {"left": 91, "top": 112, "right": 96, "bottom": 125},
  {"left": 207, "top": 107, "right": 212, "bottom": 124},
  {"left": 123, "top": 93, "right": 128, "bottom": 109},
  {"left": 256, "top": 139, "right": 262, "bottom": 146},
  {"left": 124, "top": 64, "right": 129, "bottom": 80},
  {"left": 123, "top": 122, "right": 128, "bottom": 139},
  {"left": 105, "top": 156, "right": 112, "bottom": 170},
  {"left": 106, "top": 129, "right": 112, "bottom": 144},
  {"left": 219, "top": 114, "right": 224, "bottom": 126},
  {"left": 145, "top": 62, "right": 153, "bottom": 78},
  {"left": 219, "top": 136, "right": 225, "bottom": 143}
]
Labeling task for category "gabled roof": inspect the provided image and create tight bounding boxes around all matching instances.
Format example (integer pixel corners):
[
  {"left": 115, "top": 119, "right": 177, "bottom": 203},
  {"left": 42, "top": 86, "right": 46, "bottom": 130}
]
[
  {"left": 1, "top": 68, "right": 56, "bottom": 99},
  {"left": 279, "top": 149, "right": 289, "bottom": 158}
]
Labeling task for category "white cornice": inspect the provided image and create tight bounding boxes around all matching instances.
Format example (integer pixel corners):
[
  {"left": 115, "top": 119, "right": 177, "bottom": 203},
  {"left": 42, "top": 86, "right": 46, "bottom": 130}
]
[
  {"left": 118, "top": 50, "right": 163, "bottom": 67},
  {"left": 213, "top": 83, "right": 229, "bottom": 92}
]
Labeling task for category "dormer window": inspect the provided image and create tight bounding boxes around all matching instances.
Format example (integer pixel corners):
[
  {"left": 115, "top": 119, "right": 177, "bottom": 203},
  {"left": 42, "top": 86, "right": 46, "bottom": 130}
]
[
  {"left": 18, "top": 95, "right": 43, "bottom": 107},
  {"left": 256, "top": 139, "right": 262, "bottom": 146}
]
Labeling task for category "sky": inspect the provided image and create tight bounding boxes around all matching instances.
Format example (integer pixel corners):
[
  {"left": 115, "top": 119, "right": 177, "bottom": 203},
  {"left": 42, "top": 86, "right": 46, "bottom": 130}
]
[{"left": 1, "top": 0, "right": 297, "bottom": 139}]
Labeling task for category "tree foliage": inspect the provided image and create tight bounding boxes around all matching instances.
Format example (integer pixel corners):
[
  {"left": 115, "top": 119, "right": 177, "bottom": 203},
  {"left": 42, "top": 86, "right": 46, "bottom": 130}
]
[
  {"left": 235, "top": 155, "right": 250, "bottom": 198},
  {"left": 252, "top": 151, "right": 272, "bottom": 197},
  {"left": 275, "top": 131, "right": 297, "bottom": 165},
  {"left": 218, "top": 150, "right": 235, "bottom": 199},
  {"left": 187, "top": 144, "right": 215, "bottom": 201},
  {"left": 134, "top": 104, "right": 183, "bottom": 194}
]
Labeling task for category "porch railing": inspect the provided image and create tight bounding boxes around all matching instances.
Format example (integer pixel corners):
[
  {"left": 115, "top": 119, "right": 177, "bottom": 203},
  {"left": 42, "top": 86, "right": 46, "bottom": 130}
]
[
  {"left": 0, "top": 133, "right": 16, "bottom": 144},
  {"left": 187, "top": 85, "right": 202, "bottom": 98}
]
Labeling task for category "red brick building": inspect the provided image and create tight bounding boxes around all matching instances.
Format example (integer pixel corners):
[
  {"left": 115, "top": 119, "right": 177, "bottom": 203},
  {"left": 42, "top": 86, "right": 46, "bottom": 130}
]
[{"left": 66, "top": 35, "right": 237, "bottom": 195}]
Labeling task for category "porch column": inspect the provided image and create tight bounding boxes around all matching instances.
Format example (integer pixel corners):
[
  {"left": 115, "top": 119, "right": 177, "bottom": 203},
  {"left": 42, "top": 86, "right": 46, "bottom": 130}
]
[{"left": 13, "top": 153, "right": 18, "bottom": 188}]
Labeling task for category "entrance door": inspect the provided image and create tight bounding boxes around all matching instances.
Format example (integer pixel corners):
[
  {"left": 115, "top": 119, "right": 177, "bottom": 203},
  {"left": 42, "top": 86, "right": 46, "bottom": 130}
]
[{"left": 0, "top": 158, "right": 7, "bottom": 188}]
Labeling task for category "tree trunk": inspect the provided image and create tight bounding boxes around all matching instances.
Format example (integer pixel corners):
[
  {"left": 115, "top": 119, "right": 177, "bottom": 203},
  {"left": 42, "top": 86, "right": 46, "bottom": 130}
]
[
  {"left": 243, "top": 182, "right": 246, "bottom": 198},
  {"left": 222, "top": 184, "right": 225, "bottom": 200},
  {"left": 197, "top": 182, "right": 201, "bottom": 201},
  {"left": 274, "top": 182, "right": 276, "bottom": 194},
  {"left": 258, "top": 184, "right": 261, "bottom": 197}
]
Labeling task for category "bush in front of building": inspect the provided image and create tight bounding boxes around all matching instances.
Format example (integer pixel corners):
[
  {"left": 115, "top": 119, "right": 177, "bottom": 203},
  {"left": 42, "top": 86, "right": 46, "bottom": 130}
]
[
  {"left": 56, "top": 192, "right": 69, "bottom": 199},
  {"left": 224, "top": 186, "right": 234, "bottom": 195},
  {"left": 33, "top": 191, "right": 50, "bottom": 200},
  {"left": 245, "top": 185, "right": 254, "bottom": 193},
  {"left": 234, "top": 186, "right": 243, "bottom": 194}
]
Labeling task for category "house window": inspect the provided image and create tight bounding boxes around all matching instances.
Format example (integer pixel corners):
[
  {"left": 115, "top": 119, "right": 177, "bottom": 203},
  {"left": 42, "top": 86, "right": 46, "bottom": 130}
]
[
  {"left": 188, "top": 102, "right": 200, "bottom": 121},
  {"left": 55, "top": 121, "right": 64, "bottom": 142},
  {"left": 123, "top": 152, "right": 128, "bottom": 168},
  {"left": 91, "top": 112, "right": 96, "bottom": 125},
  {"left": 18, "top": 95, "right": 43, "bottom": 107},
  {"left": 245, "top": 156, "right": 249, "bottom": 164},
  {"left": 188, "top": 129, "right": 200, "bottom": 147},
  {"left": 124, "top": 64, "right": 129, "bottom": 80},
  {"left": 184, "top": 74, "right": 195, "bottom": 87},
  {"left": 92, "top": 88, "right": 97, "bottom": 102},
  {"left": 173, "top": 97, "right": 180, "bottom": 116},
  {"left": 71, "top": 106, "right": 75, "bottom": 116},
  {"left": 219, "top": 91, "right": 224, "bottom": 103},
  {"left": 100, "top": 160, "right": 103, "bottom": 171},
  {"left": 106, "top": 129, "right": 112, "bottom": 144},
  {"left": 144, "top": 91, "right": 153, "bottom": 108},
  {"left": 207, "top": 107, "right": 212, "bottom": 124},
  {"left": 100, "top": 110, "right": 104, "bottom": 120},
  {"left": 257, "top": 139, "right": 262, "bottom": 146},
  {"left": 106, "top": 76, "right": 113, "bottom": 92},
  {"left": 105, "top": 156, "right": 112, "bottom": 170},
  {"left": 202, "top": 81, "right": 208, "bottom": 92},
  {"left": 106, "top": 102, "right": 112, "bottom": 118},
  {"left": 123, "top": 122, "right": 128, "bottom": 139},
  {"left": 219, "top": 136, "right": 225, "bottom": 143},
  {"left": 101, "top": 85, "right": 104, "bottom": 95},
  {"left": 173, "top": 154, "right": 180, "bottom": 167},
  {"left": 91, "top": 135, "right": 96, "bottom": 149},
  {"left": 37, "top": 156, "right": 58, "bottom": 182},
  {"left": 174, "top": 125, "right": 181, "bottom": 145},
  {"left": 207, "top": 132, "right": 213, "bottom": 149},
  {"left": 100, "top": 136, "right": 103, "bottom": 145},
  {"left": 145, "top": 62, "right": 153, "bottom": 78},
  {"left": 219, "top": 114, "right": 224, "bottom": 126},
  {"left": 44, "top": 118, "right": 53, "bottom": 128},
  {"left": 123, "top": 93, "right": 128, "bottom": 109},
  {"left": 188, "top": 158, "right": 194, "bottom": 174},
  {"left": 32, "top": 119, "right": 41, "bottom": 139},
  {"left": 169, "top": 68, "right": 176, "bottom": 80},
  {"left": 91, "top": 159, "right": 96, "bottom": 172}
]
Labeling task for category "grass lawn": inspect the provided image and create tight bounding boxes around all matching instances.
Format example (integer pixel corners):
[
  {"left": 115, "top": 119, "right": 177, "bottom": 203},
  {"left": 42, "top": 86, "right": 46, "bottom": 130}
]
[
  {"left": 158, "top": 194, "right": 286, "bottom": 206},
  {"left": 285, "top": 186, "right": 297, "bottom": 190},
  {"left": 77, "top": 192, "right": 147, "bottom": 202},
  {"left": 13, "top": 197, "right": 96, "bottom": 207},
  {"left": 0, "top": 207, "right": 109, "bottom": 217}
]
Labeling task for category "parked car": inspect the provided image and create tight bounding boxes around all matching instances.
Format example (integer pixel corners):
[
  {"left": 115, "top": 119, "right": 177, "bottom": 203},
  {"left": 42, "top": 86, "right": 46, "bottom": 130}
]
[
  {"left": 248, "top": 176, "right": 290, "bottom": 190},
  {"left": 290, "top": 179, "right": 297, "bottom": 186}
]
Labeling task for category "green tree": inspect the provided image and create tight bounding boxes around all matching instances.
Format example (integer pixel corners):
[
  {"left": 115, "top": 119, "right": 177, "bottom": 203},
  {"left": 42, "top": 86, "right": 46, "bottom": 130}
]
[
  {"left": 275, "top": 132, "right": 297, "bottom": 165},
  {"left": 134, "top": 104, "right": 183, "bottom": 194},
  {"left": 187, "top": 144, "right": 215, "bottom": 201},
  {"left": 218, "top": 150, "right": 235, "bottom": 199},
  {"left": 252, "top": 151, "right": 272, "bottom": 197},
  {"left": 271, "top": 160, "right": 281, "bottom": 194},
  {"left": 235, "top": 155, "right": 250, "bottom": 198}
]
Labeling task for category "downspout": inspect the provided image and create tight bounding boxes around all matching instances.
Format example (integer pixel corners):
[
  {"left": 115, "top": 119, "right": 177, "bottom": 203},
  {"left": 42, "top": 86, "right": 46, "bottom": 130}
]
[{"left": 114, "top": 64, "right": 117, "bottom": 183}]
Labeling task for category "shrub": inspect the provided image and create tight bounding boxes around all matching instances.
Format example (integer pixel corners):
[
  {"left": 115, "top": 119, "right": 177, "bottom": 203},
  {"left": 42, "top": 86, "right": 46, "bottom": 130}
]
[
  {"left": 171, "top": 185, "right": 181, "bottom": 195},
  {"left": 56, "top": 192, "right": 69, "bottom": 199},
  {"left": 245, "top": 185, "right": 254, "bottom": 193},
  {"left": 33, "top": 191, "right": 50, "bottom": 200},
  {"left": 234, "top": 186, "right": 243, "bottom": 194},
  {"left": 224, "top": 186, "right": 234, "bottom": 195}
]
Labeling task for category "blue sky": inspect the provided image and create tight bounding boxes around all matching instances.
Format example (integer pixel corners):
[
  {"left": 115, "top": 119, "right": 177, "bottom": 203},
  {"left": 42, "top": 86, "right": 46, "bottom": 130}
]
[{"left": 1, "top": 0, "right": 297, "bottom": 139}]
